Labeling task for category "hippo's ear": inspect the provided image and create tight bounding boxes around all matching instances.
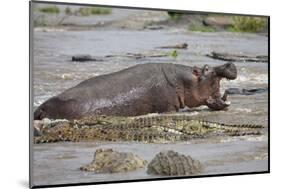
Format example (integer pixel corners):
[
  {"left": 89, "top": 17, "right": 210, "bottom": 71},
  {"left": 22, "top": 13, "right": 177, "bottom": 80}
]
[{"left": 192, "top": 66, "right": 201, "bottom": 77}]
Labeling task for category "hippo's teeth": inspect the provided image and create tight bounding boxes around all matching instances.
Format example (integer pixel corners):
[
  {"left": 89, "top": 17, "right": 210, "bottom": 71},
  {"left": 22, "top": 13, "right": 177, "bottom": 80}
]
[{"left": 225, "top": 101, "right": 231, "bottom": 105}]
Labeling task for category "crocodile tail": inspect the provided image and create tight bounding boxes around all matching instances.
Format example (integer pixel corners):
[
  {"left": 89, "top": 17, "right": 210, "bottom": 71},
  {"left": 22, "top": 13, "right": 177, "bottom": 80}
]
[
  {"left": 199, "top": 120, "right": 264, "bottom": 129},
  {"left": 224, "top": 123, "right": 264, "bottom": 129}
]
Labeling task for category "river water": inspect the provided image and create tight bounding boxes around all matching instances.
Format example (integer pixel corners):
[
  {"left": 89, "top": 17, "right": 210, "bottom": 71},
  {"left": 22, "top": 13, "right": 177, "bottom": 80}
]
[{"left": 31, "top": 6, "right": 268, "bottom": 186}]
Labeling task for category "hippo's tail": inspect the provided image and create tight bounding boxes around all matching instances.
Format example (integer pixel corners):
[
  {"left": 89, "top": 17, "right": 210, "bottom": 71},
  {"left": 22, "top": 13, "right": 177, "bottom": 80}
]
[
  {"left": 33, "top": 109, "right": 41, "bottom": 120},
  {"left": 34, "top": 106, "right": 46, "bottom": 120}
]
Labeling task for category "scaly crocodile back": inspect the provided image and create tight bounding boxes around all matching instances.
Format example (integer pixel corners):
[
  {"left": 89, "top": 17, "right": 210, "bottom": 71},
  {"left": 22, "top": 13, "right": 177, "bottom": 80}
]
[{"left": 34, "top": 114, "right": 264, "bottom": 144}]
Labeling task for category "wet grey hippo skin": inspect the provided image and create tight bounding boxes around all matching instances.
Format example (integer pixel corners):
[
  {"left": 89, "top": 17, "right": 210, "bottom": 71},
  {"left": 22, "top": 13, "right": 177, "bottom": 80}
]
[{"left": 34, "top": 63, "right": 237, "bottom": 120}]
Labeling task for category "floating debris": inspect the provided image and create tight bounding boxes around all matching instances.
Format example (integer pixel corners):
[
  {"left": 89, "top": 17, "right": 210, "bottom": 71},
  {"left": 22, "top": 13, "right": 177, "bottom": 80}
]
[
  {"left": 158, "top": 43, "right": 188, "bottom": 49},
  {"left": 226, "top": 87, "right": 268, "bottom": 95},
  {"left": 207, "top": 51, "right": 268, "bottom": 63},
  {"left": 144, "top": 25, "right": 165, "bottom": 30},
  {"left": 72, "top": 54, "right": 103, "bottom": 62},
  {"left": 105, "top": 52, "right": 169, "bottom": 59}
]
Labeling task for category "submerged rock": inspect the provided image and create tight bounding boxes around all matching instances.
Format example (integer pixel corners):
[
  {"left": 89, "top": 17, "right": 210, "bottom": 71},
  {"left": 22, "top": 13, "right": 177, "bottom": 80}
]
[
  {"left": 203, "top": 16, "right": 233, "bottom": 28},
  {"left": 147, "top": 150, "right": 203, "bottom": 176},
  {"left": 80, "top": 148, "right": 147, "bottom": 173},
  {"left": 144, "top": 25, "right": 165, "bottom": 30},
  {"left": 226, "top": 87, "right": 268, "bottom": 95},
  {"left": 72, "top": 55, "right": 103, "bottom": 62},
  {"left": 158, "top": 43, "right": 188, "bottom": 49},
  {"left": 207, "top": 51, "right": 268, "bottom": 63}
]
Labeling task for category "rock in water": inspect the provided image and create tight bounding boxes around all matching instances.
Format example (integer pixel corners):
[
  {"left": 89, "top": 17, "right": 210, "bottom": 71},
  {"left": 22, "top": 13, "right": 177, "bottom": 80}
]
[
  {"left": 80, "top": 149, "right": 147, "bottom": 173},
  {"left": 203, "top": 16, "right": 233, "bottom": 28},
  {"left": 226, "top": 87, "right": 268, "bottom": 95},
  {"left": 72, "top": 54, "right": 103, "bottom": 62},
  {"left": 158, "top": 43, "right": 188, "bottom": 49},
  {"left": 206, "top": 51, "right": 268, "bottom": 63},
  {"left": 147, "top": 150, "right": 203, "bottom": 176}
]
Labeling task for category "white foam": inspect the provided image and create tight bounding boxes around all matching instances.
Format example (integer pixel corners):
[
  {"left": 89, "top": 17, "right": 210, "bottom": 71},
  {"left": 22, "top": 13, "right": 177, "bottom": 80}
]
[
  {"left": 225, "top": 101, "right": 231, "bottom": 105},
  {"left": 186, "top": 111, "right": 200, "bottom": 116},
  {"left": 228, "top": 74, "right": 268, "bottom": 85},
  {"left": 219, "top": 134, "right": 267, "bottom": 143},
  {"left": 235, "top": 108, "right": 252, "bottom": 113},
  {"left": 61, "top": 73, "right": 74, "bottom": 80},
  {"left": 245, "top": 135, "right": 267, "bottom": 142},
  {"left": 34, "top": 27, "right": 67, "bottom": 32}
]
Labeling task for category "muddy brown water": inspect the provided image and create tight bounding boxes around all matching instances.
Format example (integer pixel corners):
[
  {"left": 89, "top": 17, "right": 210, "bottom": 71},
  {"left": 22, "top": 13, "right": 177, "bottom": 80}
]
[{"left": 31, "top": 7, "right": 268, "bottom": 186}]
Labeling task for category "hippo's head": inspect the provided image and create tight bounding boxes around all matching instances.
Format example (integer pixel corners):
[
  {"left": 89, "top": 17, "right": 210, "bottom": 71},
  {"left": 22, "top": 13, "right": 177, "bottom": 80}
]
[
  {"left": 194, "top": 62, "right": 237, "bottom": 110},
  {"left": 213, "top": 62, "right": 237, "bottom": 80},
  {"left": 199, "top": 62, "right": 237, "bottom": 81}
]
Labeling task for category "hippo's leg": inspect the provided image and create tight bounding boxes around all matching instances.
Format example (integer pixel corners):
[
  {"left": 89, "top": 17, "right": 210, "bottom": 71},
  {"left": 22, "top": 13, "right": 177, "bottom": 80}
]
[
  {"left": 206, "top": 92, "right": 230, "bottom": 110},
  {"left": 221, "top": 91, "right": 228, "bottom": 101}
]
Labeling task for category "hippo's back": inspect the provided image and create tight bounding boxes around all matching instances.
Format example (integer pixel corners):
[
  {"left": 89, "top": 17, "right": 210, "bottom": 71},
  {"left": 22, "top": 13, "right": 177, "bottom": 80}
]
[
  {"left": 34, "top": 63, "right": 182, "bottom": 119},
  {"left": 59, "top": 63, "right": 166, "bottom": 99}
]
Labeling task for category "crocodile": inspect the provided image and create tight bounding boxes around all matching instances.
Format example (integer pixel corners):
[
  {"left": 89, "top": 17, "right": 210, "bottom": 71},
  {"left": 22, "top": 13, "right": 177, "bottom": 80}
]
[
  {"left": 34, "top": 114, "right": 264, "bottom": 144},
  {"left": 80, "top": 148, "right": 147, "bottom": 173},
  {"left": 147, "top": 150, "right": 203, "bottom": 176}
]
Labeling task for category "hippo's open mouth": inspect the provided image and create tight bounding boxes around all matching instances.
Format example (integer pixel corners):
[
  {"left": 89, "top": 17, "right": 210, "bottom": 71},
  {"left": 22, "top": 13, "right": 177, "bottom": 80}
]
[
  {"left": 207, "top": 79, "right": 231, "bottom": 111},
  {"left": 207, "top": 63, "right": 237, "bottom": 110}
]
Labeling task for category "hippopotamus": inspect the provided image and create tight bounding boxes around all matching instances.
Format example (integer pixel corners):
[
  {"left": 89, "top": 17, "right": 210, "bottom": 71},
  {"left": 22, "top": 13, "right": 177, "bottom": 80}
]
[{"left": 34, "top": 63, "right": 237, "bottom": 120}]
